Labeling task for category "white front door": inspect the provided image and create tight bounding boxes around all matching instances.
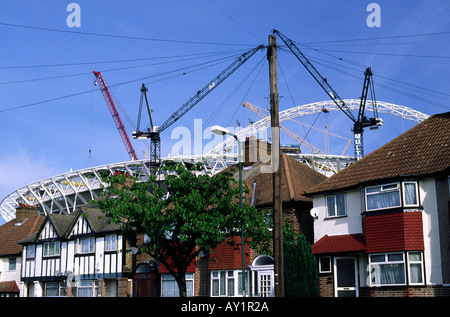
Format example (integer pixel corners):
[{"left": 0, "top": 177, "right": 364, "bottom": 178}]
[{"left": 334, "top": 257, "right": 358, "bottom": 297}]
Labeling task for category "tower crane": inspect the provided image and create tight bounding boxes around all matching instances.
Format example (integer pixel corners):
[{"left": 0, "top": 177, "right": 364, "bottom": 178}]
[
  {"left": 272, "top": 30, "right": 383, "bottom": 159},
  {"left": 93, "top": 71, "right": 139, "bottom": 161},
  {"left": 132, "top": 45, "right": 265, "bottom": 168}
]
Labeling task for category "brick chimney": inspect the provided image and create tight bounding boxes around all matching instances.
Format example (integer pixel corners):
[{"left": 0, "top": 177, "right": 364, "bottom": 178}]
[
  {"left": 15, "top": 204, "right": 38, "bottom": 223},
  {"left": 243, "top": 136, "right": 271, "bottom": 167}
]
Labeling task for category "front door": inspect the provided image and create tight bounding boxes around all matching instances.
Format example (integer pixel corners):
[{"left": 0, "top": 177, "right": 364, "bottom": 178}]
[{"left": 334, "top": 257, "right": 358, "bottom": 297}]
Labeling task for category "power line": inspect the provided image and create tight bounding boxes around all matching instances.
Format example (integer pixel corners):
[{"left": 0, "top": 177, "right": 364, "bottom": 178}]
[
  {"left": 0, "top": 49, "right": 248, "bottom": 85},
  {"left": 0, "top": 48, "right": 249, "bottom": 70},
  {"left": 301, "top": 30, "right": 450, "bottom": 45},
  {"left": 0, "top": 52, "right": 245, "bottom": 113},
  {"left": 0, "top": 22, "right": 256, "bottom": 47},
  {"left": 303, "top": 47, "right": 450, "bottom": 60}
]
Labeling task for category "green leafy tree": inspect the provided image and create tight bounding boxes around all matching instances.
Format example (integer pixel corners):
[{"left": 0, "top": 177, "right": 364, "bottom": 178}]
[
  {"left": 96, "top": 162, "right": 271, "bottom": 297},
  {"left": 283, "top": 223, "right": 319, "bottom": 297}
]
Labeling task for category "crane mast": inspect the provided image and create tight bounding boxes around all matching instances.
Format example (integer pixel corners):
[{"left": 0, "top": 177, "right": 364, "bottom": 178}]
[
  {"left": 272, "top": 30, "right": 382, "bottom": 159},
  {"left": 93, "top": 71, "right": 139, "bottom": 161}
]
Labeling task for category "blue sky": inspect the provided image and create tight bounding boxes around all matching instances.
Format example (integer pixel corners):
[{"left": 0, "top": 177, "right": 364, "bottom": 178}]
[{"left": 1, "top": 1, "right": 450, "bottom": 224}]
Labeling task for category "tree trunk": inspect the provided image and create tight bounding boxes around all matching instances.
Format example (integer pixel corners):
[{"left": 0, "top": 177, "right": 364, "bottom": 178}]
[{"left": 175, "top": 271, "right": 187, "bottom": 297}]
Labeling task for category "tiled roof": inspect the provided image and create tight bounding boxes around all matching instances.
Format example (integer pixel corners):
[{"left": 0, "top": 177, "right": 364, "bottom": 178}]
[
  {"left": 0, "top": 281, "right": 20, "bottom": 293},
  {"left": 0, "top": 214, "right": 44, "bottom": 256},
  {"left": 312, "top": 233, "right": 366, "bottom": 254},
  {"left": 19, "top": 206, "right": 121, "bottom": 244},
  {"left": 308, "top": 112, "right": 450, "bottom": 195}
]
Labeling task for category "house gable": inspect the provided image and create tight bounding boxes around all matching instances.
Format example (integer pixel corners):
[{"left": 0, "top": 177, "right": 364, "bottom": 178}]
[
  {"left": 68, "top": 214, "right": 92, "bottom": 238},
  {"left": 38, "top": 220, "right": 59, "bottom": 241}
]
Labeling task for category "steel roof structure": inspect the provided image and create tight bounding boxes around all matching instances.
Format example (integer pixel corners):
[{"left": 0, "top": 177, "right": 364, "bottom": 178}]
[
  {"left": 205, "top": 99, "right": 430, "bottom": 155},
  {"left": 0, "top": 100, "right": 429, "bottom": 222}
]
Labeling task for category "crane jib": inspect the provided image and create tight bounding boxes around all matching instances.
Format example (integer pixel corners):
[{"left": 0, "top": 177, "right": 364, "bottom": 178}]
[{"left": 158, "top": 45, "right": 264, "bottom": 133}]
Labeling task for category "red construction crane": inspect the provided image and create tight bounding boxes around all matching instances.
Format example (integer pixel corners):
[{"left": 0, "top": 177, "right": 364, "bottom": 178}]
[{"left": 93, "top": 71, "right": 138, "bottom": 161}]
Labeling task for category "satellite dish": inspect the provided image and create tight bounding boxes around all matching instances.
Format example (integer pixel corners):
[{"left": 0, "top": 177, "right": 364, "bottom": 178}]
[
  {"left": 310, "top": 209, "right": 318, "bottom": 218},
  {"left": 129, "top": 247, "right": 139, "bottom": 255}
]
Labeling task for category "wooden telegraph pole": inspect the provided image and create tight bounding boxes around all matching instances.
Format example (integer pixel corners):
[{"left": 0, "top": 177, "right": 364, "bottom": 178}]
[{"left": 268, "top": 34, "right": 284, "bottom": 297}]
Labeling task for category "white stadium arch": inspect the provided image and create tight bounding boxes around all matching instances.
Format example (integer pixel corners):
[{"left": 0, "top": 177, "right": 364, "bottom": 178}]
[{"left": 0, "top": 100, "right": 429, "bottom": 222}]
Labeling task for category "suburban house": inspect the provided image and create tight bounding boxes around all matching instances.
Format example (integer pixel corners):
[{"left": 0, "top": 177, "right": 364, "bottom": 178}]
[
  {"left": 307, "top": 112, "right": 450, "bottom": 297},
  {"left": 18, "top": 206, "right": 131, "bottom": 297},
  {"left": 134, "top": 147, "right": 327, "bottom": 297},
  {"left": 0, "top": 205, "right": 44, "bottom": 297}
]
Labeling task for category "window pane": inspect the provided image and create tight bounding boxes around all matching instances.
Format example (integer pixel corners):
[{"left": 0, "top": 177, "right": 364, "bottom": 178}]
[
  {"left": 319, "top": 257, "right": 331, "bottom": 272},
  {"left": 367, "top": 190, "right": 400, "bottom": 210},
  {"left": 383, "top": 184, "right": 398, "bottom": 191},
  {"left": 404, "top": 183, "right": 417, "bottom": 205},
  {"left": 326, "top": 196, "right": 336, "bottom": 217},
  {"left": 366, "top": 186, "right": 381, "bottom": 193},
  {"left": 410, "top": 264, "right": 423, "bottom": 284},
  {"left": 9, "top": 258, "right": 16, "bottom": 271},
  {"left": 388, "top": 253, "right": 403, "bottom": 262},
  {"left": 370, "top": 254, "right": 385, "bottom": 263},
  {"left": 220, "top": 272, "right": 226, "bottom": 296},
  {"left": 212, "top": 279, "right": 219, "bottom": 296},
  {"left": 372, "top": 263, "right": 405, "bottom": 285},
  {"left": 408, "top": 252, "right": 421, "bottom": 262},
  {"left": 336, "top": 194, "right": 346, "bottom": 216},
  {"left": 227, "top": 278, "right": 234, "bottom": 296}
]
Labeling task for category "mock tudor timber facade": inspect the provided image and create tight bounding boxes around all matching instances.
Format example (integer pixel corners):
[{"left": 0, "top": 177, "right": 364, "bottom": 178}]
[{"left": 19, "top": 206, "right": 130, "bottom": 297}]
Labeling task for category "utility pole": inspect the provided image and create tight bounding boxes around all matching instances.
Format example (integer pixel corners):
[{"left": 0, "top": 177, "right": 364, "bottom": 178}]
[{"left": 268, "top": 34, "right": 284, "bottom": 297}]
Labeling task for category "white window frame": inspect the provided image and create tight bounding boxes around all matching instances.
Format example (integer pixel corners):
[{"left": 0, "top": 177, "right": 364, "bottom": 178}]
[
  {"left": 105, "top": 234, "right": 117, "bottom": 251},
  {"left": 318, "top": 256, "right": 332, "bottom": 273},
  {"left": 326, "top": 193, "right": 346, "bottom": 218},
  {"left": 43, "top": 241, "right": 61, "bottom": 257},
  {"left": 402, "top": 181, "right": 419, "bottom": 207},
  {"left": 365, "top": 183, "right": 401, "bottom": 211},
  {"left": 161, "top": 273, "right": 194, "bottom": 297},
  {"left": 78, "top": 237, "right": 95, "bottom": 254},
  {"left": 368, "top": 252, "right": 406, "bottom": 286},
  {"left": 210, "top": 270, "right": 248, "bottom": 297},
  {"left": 407, "top": 251, "right": 425, "bottom": 285}
]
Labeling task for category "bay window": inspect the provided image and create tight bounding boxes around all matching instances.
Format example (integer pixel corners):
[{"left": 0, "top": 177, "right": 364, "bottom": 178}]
[
  {"left": 210, "top": 270, "right": 247, "bottom": 297},
  {"left": 365, "top": 183, "right": 401, "bottom": 211},
  {"left": 368, "top": 252, "right": 424, "bottom": 286},
  {"left": 161, "top": 273, "right": 194, "bottom": 297},
  {"left": 365, "top": 181, "right": 419, "bottom": 211}
]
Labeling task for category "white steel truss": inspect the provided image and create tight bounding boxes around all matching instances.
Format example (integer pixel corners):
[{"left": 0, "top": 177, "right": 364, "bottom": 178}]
[
  {"left": 205, "top": 99, "right": 430, "bottom": 155},
  {"left": 0, "top": 100, "right": 429, "bottom": 222}
]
